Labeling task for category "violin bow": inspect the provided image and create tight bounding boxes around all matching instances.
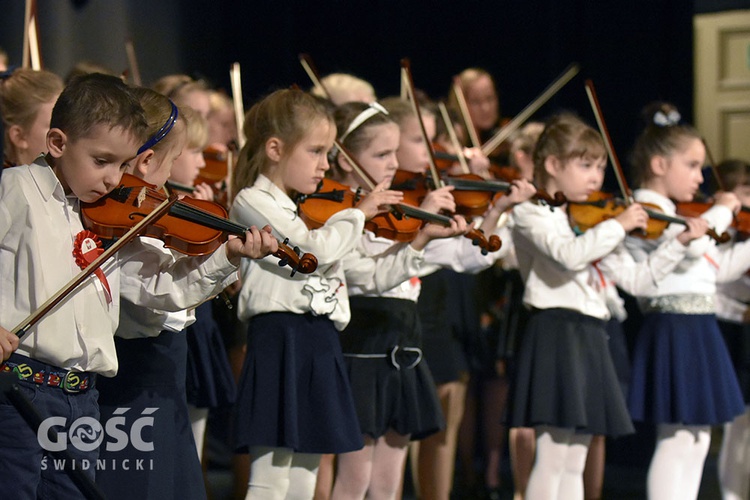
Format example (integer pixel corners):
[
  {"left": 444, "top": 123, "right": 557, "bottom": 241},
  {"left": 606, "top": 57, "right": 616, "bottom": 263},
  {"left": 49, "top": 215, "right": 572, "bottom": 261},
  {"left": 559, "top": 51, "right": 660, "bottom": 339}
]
[
  {"left": 481, "top": 63, "right": 580, "bottom": 157},
  {"left": 437, "top": 102, "right": 471, "bottom": 174},
  {"left": 299, "top": 53, "right": 332, "bottom": 100},
  {"left": 124, "top": 38, "right": 142, "bottom": 86},
  {"left": 452, "top": 76, "right": 482, "bottom": 148},
  {"left": 22, "top": 0, "right": 42, "bottom": 70},
  {"left": 702, "top": 139, "right": 727, "bottom": 193},
  {"left": 12, "top": 196, "right": 177, "bottom": 339},
  {"left": 400, "top": 59, "right": 443, "bottom": 190},
  {"left": 584, "top": 79, "right": 633, "bottom": 204}
]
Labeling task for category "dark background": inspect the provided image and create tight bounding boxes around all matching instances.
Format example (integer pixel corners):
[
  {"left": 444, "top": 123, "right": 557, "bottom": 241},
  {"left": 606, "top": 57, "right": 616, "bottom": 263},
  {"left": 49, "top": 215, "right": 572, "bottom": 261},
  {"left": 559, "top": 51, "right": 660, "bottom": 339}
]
[{"left": 2, "top": 0, "right": 750, "bottom": 186}]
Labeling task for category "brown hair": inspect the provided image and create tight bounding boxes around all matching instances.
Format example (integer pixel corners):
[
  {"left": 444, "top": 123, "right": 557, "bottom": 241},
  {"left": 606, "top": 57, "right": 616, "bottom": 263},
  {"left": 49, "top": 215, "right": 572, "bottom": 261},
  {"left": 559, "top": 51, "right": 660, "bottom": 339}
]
[
  {"left": 509, "top": 122, "right": 544, "bottom": 169},
  {"left": 628, "top": 101, "right": 702, "bottom": 186},
  {"left": 132, "top": 87, "right": 186, "bottom": 156},
  {"left": 1, "top": 68, "right": 63, "bottom": 154},
  {"left": 233, "top": 88, "right": 332, "bottom": 192},
  {"left": 533, "top": 113, "right": 605, "bottom": 185},
  {"left": 331, "top": 101, "right": 395, "bottom": 178},
  {"left": 716, "top": 158, "right": 750, "bottom": 191},
  {"left": 152, "top": 74, "right": 208, "bottom": 105},
  {"left": 50, "top": 73, "right": 148, "bottom": 144}
]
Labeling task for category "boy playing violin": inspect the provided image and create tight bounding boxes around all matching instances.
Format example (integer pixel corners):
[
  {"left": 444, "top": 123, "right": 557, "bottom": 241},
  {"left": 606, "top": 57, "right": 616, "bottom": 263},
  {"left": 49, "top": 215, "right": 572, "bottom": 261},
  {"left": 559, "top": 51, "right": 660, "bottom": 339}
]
[{"left": 0, "top": 73, "right": 276, "bottom": 498}]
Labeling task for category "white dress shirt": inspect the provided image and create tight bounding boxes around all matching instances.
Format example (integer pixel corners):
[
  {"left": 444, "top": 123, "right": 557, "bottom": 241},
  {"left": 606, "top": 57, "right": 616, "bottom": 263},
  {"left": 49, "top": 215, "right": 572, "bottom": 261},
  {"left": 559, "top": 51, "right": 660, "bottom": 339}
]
[
  {"left": 0, "top": 159, "right": 240, "bottom": 375},
  {"left": 512, "top": 200, "right": 690, "bottom": 320},
  {"left": 230, "top": 175, "right": 425, "bottom": 331}
]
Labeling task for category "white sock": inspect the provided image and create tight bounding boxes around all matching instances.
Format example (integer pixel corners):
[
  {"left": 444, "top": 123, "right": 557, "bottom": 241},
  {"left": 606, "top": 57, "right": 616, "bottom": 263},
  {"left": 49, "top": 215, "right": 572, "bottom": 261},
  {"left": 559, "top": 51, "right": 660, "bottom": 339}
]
[
  {"left": 526, "top": 426, "right": 591, "bottom": 500},
  {"left": 719, "top": 407, "right": 750, "bottom": 500},
  {"left": 648, "top": 424, "right": 711, "bottom": 500}
]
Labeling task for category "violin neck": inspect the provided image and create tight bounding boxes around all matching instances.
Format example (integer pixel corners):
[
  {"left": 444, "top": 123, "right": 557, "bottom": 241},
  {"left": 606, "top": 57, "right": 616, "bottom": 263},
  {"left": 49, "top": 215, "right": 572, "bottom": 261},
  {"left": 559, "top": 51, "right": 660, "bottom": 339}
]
[
  {"left": 643, "top": 207, "right": 687, "bottom": 227},
  {"left": 444, "top": 177, "right": 510, "bottom": 193},
  {"left": 169, "top": 200, "right": 248, "bottom": 236},
  {"left": 394, "top": 203, "right": 452, "bottom": 226}
]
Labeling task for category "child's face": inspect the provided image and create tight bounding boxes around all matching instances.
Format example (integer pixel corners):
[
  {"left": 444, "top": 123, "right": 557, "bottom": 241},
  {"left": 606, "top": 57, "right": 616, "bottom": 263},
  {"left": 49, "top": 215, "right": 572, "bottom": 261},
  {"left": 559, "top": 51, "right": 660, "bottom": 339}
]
[
  {"left": 276, "top": 117, "right": 335, "bottom": 196},
  {"left": 547, "top": 154, "right": 606, "bottom": 203},
  {"left": 733, "top": 184, "right": 750, "bottom": 207},
  {"left": 355, "top": 122, "right": 400, "bottom": 187},
  {"left": 660, "top": 137, "right": 706, "bottom": 202},
  {"left": 208, "top": 106, "right": 236, "bottom": 147},
  {"left": 170, "top": 145, "right": 204, "bottom": 187},
  {"left": 466, "top": 75, "right": 499, "bottom": 132},
  {"left": 50, "top": 123, "right": 141, "bottom": 202},
  {"left": 17, "top": 98, "right": 57, "bottom": 165},
  {"left": 396, "top": 115, "right": 436, "bottom": 174},
  {"left": 182, "top": 90, "right": 211, "bottom": 120}
]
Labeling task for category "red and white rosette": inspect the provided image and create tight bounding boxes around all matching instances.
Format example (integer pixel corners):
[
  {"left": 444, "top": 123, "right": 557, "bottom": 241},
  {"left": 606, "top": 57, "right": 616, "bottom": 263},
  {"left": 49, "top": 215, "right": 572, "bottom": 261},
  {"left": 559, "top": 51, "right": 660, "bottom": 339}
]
[{"left": 73, "top": 230, "right": 112, "bottom": 304}]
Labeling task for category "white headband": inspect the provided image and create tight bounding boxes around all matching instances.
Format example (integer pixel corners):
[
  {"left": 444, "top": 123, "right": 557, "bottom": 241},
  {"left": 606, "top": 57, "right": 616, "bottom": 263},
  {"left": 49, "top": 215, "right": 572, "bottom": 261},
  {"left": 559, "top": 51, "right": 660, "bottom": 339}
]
[{"left": 339, "top": 101, "right": 389, "bottom": 143}]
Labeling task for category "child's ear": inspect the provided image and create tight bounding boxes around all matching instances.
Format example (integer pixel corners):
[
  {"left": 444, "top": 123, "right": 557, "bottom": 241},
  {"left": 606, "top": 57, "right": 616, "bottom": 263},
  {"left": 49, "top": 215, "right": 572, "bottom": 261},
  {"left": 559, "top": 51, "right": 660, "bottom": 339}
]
[
  {"left": 132, "top": 150, "right": 155, "bottom": 178},
  {"left": 337, "top": 153, "right": 353, "bottom": 173},
  {"left": 265, "top": 137, "right": 283, "bottom": 162},
  {"left": 46, "top": 128, "right": 67, "bottom": 159},
  {"left": 544, "top": 155, "right": 562, "bottom": 177},
  {"left": 650, "top": 155, "right": 668, "bottom": 177},
  {"left": 8, "top": 124, "right": 28, "bottom": 150}
]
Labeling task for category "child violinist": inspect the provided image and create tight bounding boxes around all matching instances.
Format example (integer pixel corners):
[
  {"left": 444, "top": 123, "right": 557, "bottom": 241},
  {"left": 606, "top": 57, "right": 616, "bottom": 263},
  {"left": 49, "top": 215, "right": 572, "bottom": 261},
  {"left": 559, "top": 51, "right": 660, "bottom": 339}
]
[
  {"left": 711, "top": 158, "right": 750, "bottom": 500},
  {"left": 508, "top": 112, "right": 709, "bottom": 499},
  {"left": 228, "top": 88, "right": 442, "bottom": 498},
  {"left": 95, "top": 88, "right": 274, "bottom": 500},
  {"left": 310, "top": 72, "right": 376, "bottom": 106},
  {"left": 0, "top": 67, "right": 63, "bottom": 167},
  {"left": 0, "top": 73, "right": 275, "bottom": 498},
  {"left": 623, "top": 102, "right": 750, "bottom": 499},
  {"left": 327, "top": 99, "right": 535, "bottom": 500}
]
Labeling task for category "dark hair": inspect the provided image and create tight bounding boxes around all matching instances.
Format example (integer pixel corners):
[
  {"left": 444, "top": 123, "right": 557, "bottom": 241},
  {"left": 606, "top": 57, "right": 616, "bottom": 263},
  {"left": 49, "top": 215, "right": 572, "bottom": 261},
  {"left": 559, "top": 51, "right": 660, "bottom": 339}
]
[
  {"left": 628, "top": 101, "right": 702, "bottom": 186},
  {"left": 331, "top": 101, "right": 394, "bottom": 178},
  {"left": 50, "top": 73, "right": 148, "bottom": 144},
  {"left": 716, "top": 158, "right": 750, "bottom": 191}
]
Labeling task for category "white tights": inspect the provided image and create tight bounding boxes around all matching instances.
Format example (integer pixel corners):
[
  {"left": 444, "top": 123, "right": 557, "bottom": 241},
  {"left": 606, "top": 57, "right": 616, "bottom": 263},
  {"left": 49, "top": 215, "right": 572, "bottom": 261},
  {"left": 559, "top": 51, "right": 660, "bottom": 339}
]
[
  {"left": 719, "top": 407, "right": 750, "bottom": 500},
  {"left": 648, "top": 424, "right": 711, "bottom": 500},
  {"left": 525, "top": 426, "right": 591, "bottom": 500},
  {"left": 246, "top": 446, "right": 321, "bottom": 500}
]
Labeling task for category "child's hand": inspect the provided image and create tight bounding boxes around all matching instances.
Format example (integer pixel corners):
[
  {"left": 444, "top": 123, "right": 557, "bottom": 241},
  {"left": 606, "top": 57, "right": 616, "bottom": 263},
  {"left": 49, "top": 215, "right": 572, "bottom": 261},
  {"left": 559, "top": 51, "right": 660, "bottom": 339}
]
[
  {"left": 225, "top": 225, "right": 279, "bottom": 264},
  {"left": 191, "top": 183, "right": 215, "bottom": 201},
  {"left": 410, "top": 215, "right": 469, "bottom": 251},
  {"left": 614, "top": 203, "right": 649, "bottom": 233},
  {"left": 419, "top": 185, "right": 456, "bottom": 214},
  {"left": 355, "top": 180, "right": 404, "bottom": 220},
  {"left": 492, "top": 179, "right": 537, "bottom": 213},
  {"left": 714, "top": 191, "right": 742, "bottom": 214},
  {"left": 0, "top": 326, "right": 19, "bottom": 362},
  {"left": 463, "top": 147, "right": 491, "bottom": 178},
  {"left": 676, "top": 217, "right": 709, "bottom": 245}
]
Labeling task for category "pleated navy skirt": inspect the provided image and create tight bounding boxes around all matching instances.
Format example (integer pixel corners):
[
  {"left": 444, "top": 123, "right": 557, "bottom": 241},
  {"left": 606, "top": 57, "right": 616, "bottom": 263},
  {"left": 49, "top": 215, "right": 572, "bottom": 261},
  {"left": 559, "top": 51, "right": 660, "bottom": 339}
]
[
  {"left": 341, "top": 296, "right": 444, "bottom": 440},
  {"left": 186, "top": 301, "right": 236, "bottom": 409},
  {"left": 628, "top": 313, "right": 744, "bottom": 425},
  {"left": 509, "top": 308, "right": 635, "bottom": 437},
  {"left": 233, "top": 312, "right": 363, "bottom": 454}
]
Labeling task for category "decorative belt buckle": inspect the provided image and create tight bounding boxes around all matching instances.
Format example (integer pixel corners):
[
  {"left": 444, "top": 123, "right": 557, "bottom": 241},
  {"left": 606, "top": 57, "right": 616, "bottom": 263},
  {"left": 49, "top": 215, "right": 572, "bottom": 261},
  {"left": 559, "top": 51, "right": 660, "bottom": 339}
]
[{"left": 62, "top": 371, "right": 84, "bottom": 393}]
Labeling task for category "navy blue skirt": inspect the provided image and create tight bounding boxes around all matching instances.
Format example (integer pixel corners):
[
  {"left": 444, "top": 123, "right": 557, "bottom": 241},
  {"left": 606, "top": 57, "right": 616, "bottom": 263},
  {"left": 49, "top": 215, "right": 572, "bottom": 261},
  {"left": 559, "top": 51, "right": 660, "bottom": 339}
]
[
  {"left": 233, "top": 312, "right": 363, "bottom": 454},
  {"left": 186, "top": 301, "right": 236, "bottom": 408},
  {"left": 628, "top": 313, "right": 744, "bottom": 425},
  {"left": 509, "top": 308, "right": 635, "bottom": 437},
  {"left": 96, "top": 331, "right": 205, "bottom": 499}
]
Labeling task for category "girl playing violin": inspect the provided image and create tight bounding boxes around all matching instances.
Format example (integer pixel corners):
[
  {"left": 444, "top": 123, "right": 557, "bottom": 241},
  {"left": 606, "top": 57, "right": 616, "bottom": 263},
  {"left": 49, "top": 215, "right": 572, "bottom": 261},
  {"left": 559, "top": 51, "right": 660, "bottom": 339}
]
[
  {"left": 0, "top": 67, "right": 63, "bottom": 167},
  {"left": 228, "top": 88, "right": 434, "bottom": 499},
  {"left": 712, "top": 158, "right": 750, "bottom": 500},
  {"left": 624, "top": 102, "right": 750, "bottom": 500},
  {"left": 509, "top": 112, "right": 708, "bottom": 500}
]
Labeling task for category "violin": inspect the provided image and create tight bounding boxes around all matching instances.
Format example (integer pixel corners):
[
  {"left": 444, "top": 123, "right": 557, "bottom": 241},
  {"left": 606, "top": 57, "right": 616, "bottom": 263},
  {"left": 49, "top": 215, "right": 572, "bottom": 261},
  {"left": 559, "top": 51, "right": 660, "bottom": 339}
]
[
  {"left": 82, "top": 174, "right": 318, "bottom": 275},
  {"left": 573, "top": 80, "right": 731, "bottom": 244},
  {"left": 676, "top": 200, "right": 750, "bottom": 238},
  {"left": 569, "top": 192, "right": 731, "bottom": 244}
]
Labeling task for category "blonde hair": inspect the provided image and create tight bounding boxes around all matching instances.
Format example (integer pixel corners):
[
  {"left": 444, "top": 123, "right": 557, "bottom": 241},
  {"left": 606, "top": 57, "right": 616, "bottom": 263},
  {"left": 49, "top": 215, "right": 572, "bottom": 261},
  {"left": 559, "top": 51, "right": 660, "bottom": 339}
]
[
  {"left": 509, "top": 121, "right": 544, "bottom": 169},
  {"left": 132, "top": 87, "right": 186, "bottom": 155},
  {"left": 533, "top": 113, "right": 605, "bottom": 185},
  {"left": 311, "top": 73, "right": 376, "bottom": 106},
  {"left": 447, "top": 68, "right": 497, "bottom": 110},
  {"left": 1, "top": 68, "right": 63, "bottom": 155},
  {"left": 181, "top": 106, "right": 209, "bottom": 150},
  {"left": 233, "top": 88, "right": 332, "bottom": 192},
  {"left": 152, "top": 74, "right": 208, "bottom": 105}
]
